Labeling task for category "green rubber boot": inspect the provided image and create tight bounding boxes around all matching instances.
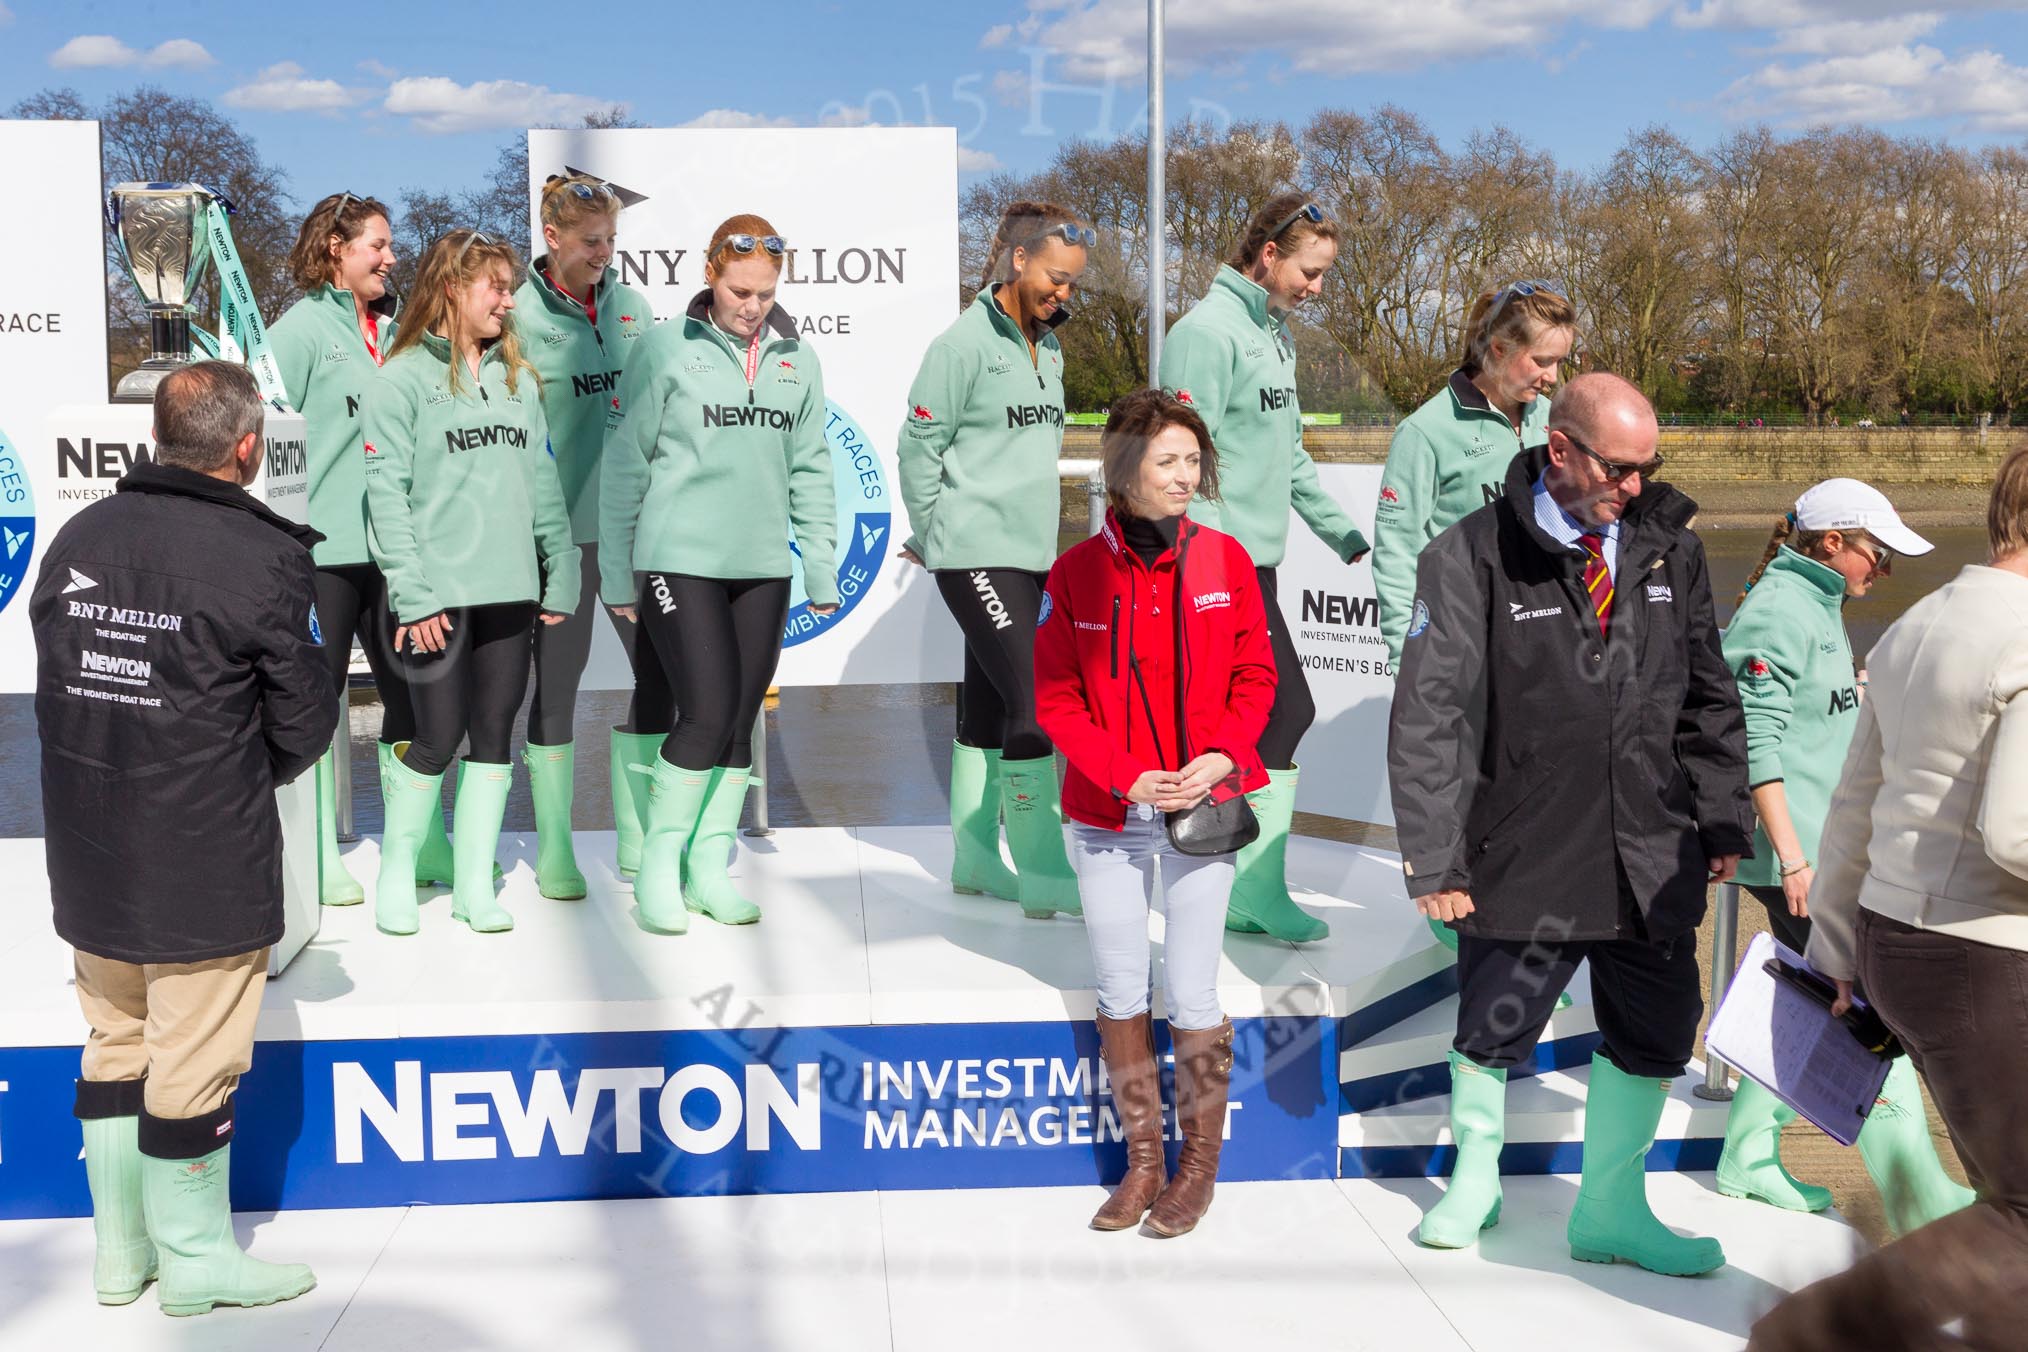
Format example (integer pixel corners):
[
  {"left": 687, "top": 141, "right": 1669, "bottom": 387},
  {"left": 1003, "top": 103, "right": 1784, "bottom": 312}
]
[
  {"left": 685, "top": 766, "right": 761, "bottom": 925},
  {"left": 449, "top": 761, "right": 514, "bottom": 933},
  {"left": 635, "top": 758, "right": 710, "bottom": 934},
  {"left": 524, "top": 741, "right": 587, "bottom": 900},
  {"left": 314, "top": 751, "right": 364, "bottom": 907},
  {"left": 140, "top": 1144, "right": 315, "bottom": 1317},
  {"left": 381, "top": 741, "right": 464, "bottom": 887},
  {"left": 1418, "top": 1053, "right": 1509, "bottom": 1248},
  {"left": 611, "top": 729, "right": 662, "bottom": 879},
  {"left": 374, "top": 753, "right": 443, "bottom": 936},
  {"left": 1567, "top": 1053, "right": 1725, "bottom": 1276},
  {"left": 1858, "top": 1056, "right": 1977, "bottom": 1236},
  {"left": 80, "top": 1103, "right": 155, "bottom": 1304},
  {"left": 998, "top": 754, "right": 1081, "bottom": 918},
  {"left": 950, "top": 742, "right": 1019, "bottom": 902},
  {"left": 1716, "top": 1076, "right": 1833, "bottom": 1212},
  {"left": 1426, "top": 915, "right": 1459, "bottom": 951},
  {"left": 1224, "top": 769, "right": 1328, "bottom": 942}
]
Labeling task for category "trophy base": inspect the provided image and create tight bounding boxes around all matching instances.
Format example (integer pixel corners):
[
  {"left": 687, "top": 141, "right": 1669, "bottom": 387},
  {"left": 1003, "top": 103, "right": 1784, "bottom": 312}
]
[{"left": 112, "top": 358, "right": 196, "bottom": 404}]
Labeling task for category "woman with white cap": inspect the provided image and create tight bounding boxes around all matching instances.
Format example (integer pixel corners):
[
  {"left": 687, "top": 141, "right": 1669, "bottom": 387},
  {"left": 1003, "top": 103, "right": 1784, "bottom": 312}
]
[{"left": 1715, "top": 478, "right": 1973, "bottom": 1235}]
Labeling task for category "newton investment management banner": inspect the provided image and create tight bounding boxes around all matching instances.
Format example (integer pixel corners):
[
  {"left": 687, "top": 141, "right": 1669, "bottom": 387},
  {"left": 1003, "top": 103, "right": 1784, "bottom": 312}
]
[{"left": 528, "top": 127, "right": 962, "bottom": 688}]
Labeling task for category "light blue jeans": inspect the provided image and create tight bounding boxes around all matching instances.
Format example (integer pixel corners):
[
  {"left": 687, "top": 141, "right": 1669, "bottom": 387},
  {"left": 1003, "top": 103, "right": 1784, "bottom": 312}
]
[{"left": 1071, "top": 803, "right": 1234, "bottom": 1031}]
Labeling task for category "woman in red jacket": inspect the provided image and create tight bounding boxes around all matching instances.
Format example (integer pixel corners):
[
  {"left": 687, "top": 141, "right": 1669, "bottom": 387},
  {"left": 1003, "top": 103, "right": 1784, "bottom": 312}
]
[{"left": 1036, "top": 387, "right": 1277, "bottom": 1239}]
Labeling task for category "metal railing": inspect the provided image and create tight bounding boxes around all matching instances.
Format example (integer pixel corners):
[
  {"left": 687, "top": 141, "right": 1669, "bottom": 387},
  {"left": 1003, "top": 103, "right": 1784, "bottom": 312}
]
[{"left": 1694, "top": 881, "right": 1741, "bottom": 1101}]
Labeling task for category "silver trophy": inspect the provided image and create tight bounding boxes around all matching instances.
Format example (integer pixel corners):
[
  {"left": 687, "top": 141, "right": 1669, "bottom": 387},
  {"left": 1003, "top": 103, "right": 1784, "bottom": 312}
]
[{"left": 108, "top": 182, "right": 217, "bottom": 403}]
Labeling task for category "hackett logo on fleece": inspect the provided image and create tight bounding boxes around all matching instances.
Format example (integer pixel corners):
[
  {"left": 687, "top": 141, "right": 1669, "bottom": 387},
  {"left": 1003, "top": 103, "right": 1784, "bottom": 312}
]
[
  {"left": 444, "top": 424, "right": 531, "bottom": 453},
  {"left": 1005, "top": 404, "right": 1064, "bottom": 430}
]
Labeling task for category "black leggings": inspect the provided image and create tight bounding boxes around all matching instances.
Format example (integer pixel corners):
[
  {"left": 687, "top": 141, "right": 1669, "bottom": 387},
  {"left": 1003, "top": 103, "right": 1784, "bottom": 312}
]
[
  {"left": 313, "top": 563, "right": 415, "bottom": 745},
  {"left": 399, "top": 603, "right": 537, "bottom": 776},
  {"left": 934, "top": 568, "right": 1051, "bottom": 762},
  {"left": 526, "top": 542, "right": 647, "bottom": 744},
  {"left": 1255, "top": 567, "right": 1314, "bottom": 771},
  {"left": 1747, "top": 884, "right": 1815, "bottom": 961},
  {"left": 635, "top": 573, "right": 789, "bottom": 772}
]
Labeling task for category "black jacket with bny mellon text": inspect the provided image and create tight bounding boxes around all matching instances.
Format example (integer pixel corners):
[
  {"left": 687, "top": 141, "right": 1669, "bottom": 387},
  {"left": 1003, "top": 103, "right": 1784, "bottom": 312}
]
[
  {"left": 31, "top": 463, "right": 334, "bottom": 964},
  {"left": 1386, "top": 446, "right": 1752, "bottom": 943}
]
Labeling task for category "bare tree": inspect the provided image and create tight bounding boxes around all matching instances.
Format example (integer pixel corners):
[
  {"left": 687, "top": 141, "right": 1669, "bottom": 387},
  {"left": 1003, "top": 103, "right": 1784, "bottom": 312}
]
[{"left": 1954, "top": 146, "right": 2028, "bottom": 424}]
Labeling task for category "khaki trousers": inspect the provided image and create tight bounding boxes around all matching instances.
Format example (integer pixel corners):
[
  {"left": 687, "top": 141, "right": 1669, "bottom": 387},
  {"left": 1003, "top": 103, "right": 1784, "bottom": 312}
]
[{"left": 73, "top": 948, "right": 268, "bottom": 1120}]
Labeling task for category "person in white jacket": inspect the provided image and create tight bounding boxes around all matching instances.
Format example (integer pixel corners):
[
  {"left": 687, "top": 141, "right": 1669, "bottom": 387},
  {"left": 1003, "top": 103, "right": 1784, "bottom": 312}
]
[{"left": 1748, "top": 445, "right": 2028, "bottom": 1352}]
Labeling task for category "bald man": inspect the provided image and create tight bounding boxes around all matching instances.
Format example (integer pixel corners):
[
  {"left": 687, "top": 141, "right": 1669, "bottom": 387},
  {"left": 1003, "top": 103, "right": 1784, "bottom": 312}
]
[{"left": 1386, "top": 372, "right": 1752, "bottom": 1274}]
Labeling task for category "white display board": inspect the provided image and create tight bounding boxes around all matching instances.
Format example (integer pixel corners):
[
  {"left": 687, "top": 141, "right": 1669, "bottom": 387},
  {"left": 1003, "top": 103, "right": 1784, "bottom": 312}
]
[
  {"left": 526, "top": 126, "right": 962, "bottom": 688},
  {"left": 0, "top": 120, "right": 110, "bottom": 692},
  {"left": 1274, "top": 464, "right": 1396, "bottom": 827}
]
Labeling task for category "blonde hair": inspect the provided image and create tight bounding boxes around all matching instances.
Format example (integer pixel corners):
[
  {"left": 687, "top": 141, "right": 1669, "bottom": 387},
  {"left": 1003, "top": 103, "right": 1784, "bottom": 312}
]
[
  {"left": 1737, "top": 512, "right": 1878, "bottom": 606},
  {"left": 1227, "top": 190, "right": 1340, "bottom": 271},
  {"left": 1459, "top": 282, "right": 1577, "bottom": 373},
  {"left": 385, "top": 229, "right": 536, "bottom": 397},
  {"left": 288, "top": 191, "right": 391, "bottom": 291},
  {"left": 539, "top": 174, "right": 623, "bottom": 234},
  {"left": 1989, "top": 444, "right": 2028, "bottom": 559},
  {"left": 980, "top": 200, "right": 1089, "bottom": 290}
]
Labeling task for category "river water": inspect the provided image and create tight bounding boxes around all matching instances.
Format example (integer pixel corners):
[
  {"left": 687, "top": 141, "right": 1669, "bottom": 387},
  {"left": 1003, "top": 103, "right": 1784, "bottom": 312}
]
[{"left": 0, "top": 526, "right": 1993, "bottom": 838}]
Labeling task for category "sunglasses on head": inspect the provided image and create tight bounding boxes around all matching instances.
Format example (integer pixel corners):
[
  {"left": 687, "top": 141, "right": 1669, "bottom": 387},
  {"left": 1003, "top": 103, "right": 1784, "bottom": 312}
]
[
  {"left": 452, "top": 230, "right": 495, "bottom": 269},
  {"left": 719, "top": 233, "right": 788, "bottom": 257},
  {"left": 1486, "top": 277, "right": 1567, "bottom": 328},
  {"left": 1019, "top": 221, "right": 1098, "bottom": 250},
  {"left": 546, "top": 175, "right": 619, "bottom": 204},
  {"left": 1268, "top": 201, "right": 1325, "bottom": 241},
  {"left": 1560, "top": 429, "right": 1662, "bottom": 483}
]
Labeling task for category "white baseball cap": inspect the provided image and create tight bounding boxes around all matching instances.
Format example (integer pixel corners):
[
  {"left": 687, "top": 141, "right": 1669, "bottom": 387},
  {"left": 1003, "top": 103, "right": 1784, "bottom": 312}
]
[{"left": 1794, "top": 479, "right": 1934, "bottom": 557}]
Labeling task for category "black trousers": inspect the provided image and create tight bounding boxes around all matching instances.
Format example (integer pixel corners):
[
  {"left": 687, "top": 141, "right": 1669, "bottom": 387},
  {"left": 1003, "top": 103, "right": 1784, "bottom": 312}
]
[
  {"left": 1255, "top": 568, "right": 1313, "bottom": 771},
  {"left": 1746, "top": 883, "right": 1813, "bottom": 956},
  {"left": 1454, "top": 872, "right": 1704, "bottom": 1079},
  {"left": 313, "top": 563, "right": 415, "bottom": 745},
  {"left": 635, "top": 573, "right": 789, "bottom": 772},
  {"left": 526, "top": 542, "right": 646, "bottom": 744},
  {"left": 398, "top": 603, "right": 536, "bottom": 776},
  {"left": 934, "top": 567, "right": 1051, "bottom": 762}
]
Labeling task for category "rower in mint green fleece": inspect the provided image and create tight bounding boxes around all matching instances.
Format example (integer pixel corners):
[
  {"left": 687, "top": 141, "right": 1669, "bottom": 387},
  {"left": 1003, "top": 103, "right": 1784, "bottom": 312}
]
[
  {"left": 514, "top": 261, "right": 655, "bottom": 543},
  {"left": 271, "top": 282, "right": 397, "bottom": 567},
  {"left": 897, "top": 286, "right": 1069, "bottom": 573},
  {"left": 600, "top": 292, "right": 837, "bottom": 607},
  {"left": 1158, "top": 265, "right": 1368, "bottom": 568},
  {"left": 361, "top": 332, "right": 579, "bottom": 622}
]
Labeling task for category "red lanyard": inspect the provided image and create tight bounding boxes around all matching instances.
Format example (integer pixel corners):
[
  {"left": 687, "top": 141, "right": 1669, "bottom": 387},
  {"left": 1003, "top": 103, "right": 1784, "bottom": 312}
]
[
  {"left": 362, "top": 313, "right": 381, "bottom": 366},
  {"left": 742, "top": 329, "right": 761, "bottom": 386}
]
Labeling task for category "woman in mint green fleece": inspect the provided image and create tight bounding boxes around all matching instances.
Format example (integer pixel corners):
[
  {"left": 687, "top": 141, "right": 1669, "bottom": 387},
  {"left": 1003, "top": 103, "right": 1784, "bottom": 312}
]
[
  {"left": 1713, "top": 479, "right": 1973, "bottom": 1237},
  {"left": 363, "top": 229, "right": 580, "bottom": 938},
  {"left": 897, "top": 200, "right": 1092, "bottom": 920},
  {"left": 1157, "top": 191, "right": 1369, "bottom": 943},
  {"left": 601, "top": 213, "right": 837, "bottom": 934},
  {"left": 515, "top": 174, "right": 657, "bottom": 902}
]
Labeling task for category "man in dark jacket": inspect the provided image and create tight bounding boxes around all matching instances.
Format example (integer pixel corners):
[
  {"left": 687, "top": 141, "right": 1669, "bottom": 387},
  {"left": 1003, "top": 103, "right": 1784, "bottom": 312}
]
[
  {"left": 1387, "top": 372, "right": 1751, "bottom": 1276},
  {"left": 31, "top": 360, "right": 332, "bottom": 1316}
]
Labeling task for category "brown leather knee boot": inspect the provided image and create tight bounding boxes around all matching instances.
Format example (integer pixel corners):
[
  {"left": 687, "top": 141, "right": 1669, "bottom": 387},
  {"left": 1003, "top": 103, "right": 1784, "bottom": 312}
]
[
  {"left": 1146, "top": 1018, "right": 1234, "bottom": 1237},
  {"left": 1091, "top": 1011, "right": 1166, "bottom": 1230}
]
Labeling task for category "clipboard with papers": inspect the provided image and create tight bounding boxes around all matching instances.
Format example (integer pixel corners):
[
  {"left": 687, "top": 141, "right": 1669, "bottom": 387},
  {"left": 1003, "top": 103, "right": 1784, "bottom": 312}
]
[{"left": 1705, "top": 931, "right": 1895, "bottom": 1147}]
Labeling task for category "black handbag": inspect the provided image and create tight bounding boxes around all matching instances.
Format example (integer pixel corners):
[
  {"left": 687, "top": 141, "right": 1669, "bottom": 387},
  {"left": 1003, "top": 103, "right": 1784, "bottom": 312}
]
[{"left": 1124, "top": 536, "right": 1259, "bottom": 857}]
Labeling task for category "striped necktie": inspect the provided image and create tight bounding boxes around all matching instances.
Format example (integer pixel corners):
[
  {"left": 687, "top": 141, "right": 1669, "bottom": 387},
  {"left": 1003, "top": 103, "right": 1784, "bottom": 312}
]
[{"left": 1579, "top": 532, "right": 1613, "bottom": 635}]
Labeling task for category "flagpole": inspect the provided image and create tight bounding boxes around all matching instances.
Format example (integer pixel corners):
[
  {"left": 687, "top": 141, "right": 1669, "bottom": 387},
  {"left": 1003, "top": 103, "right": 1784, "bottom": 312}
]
[{"left": 1147, "top": 0, "right": 1166, "bottom": 383}]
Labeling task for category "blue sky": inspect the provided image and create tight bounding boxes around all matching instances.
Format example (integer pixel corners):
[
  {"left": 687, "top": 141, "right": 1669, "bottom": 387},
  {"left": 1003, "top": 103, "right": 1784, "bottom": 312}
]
[{"left": 3, "top": 0, "right": 2026, "bottom": 212}]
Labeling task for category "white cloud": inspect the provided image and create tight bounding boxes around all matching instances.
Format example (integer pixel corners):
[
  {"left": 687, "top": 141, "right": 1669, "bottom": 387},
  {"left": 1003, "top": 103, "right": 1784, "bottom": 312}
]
[
  {"left": 958, "top": 145, "right": 1006, "bottom": 172},
  {"left": 680, "top": 108, "right": 798, "bottom": 129},
  {"left": 144, "top": 39, "right": 213, "bottom": 69},
  {"left": 49, "top": 33, "right": 213, "bottom": 69},
  {"left": 1762, "top": 15, "right": 1943, "bottom": 56},
  {"left": 981, "top": 22, "right": 1016, "bottom": 48},
  {"left": 1723, "top": 41, "right": 2028, "bottom": 131},
  {"left": 50, "top": 35, "right": 141, "bottom": 68},
  {"left": 384, "top": 76, "right": 614, "bottom": 134},
  {"left": 358, "top": 58, "right": 399, "bottom": 80},
  {"left": 225, "top": 62, "right": 366, "bottom": 113}
]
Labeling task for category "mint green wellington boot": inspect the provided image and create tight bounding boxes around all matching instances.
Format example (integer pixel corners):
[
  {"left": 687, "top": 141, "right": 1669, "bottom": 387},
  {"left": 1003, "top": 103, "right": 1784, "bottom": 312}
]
[
  {"left": 78, "top": 1091, "right": 155, "bottom": 1305},
  {"left": 140, "top": 1144, "right": 314, "bottom": 1316},
  {"left": 381, "top": 741, "right": 466, "bottom": 887},
  {"left": 523, "top": 742, "right": 587, "bottom": 900},
  {"left": 1716, "top": 1076, "right": 1833, "bottom": 1212},
  {"left": 1225, "top": 768, "right": 1327, "bottom": 942},
  {"left": 611, "top": 729, "right": 662, "bottom": 879},
  {"left": 635, "top": 759, "right": 711, "bottom": 934},
  {"left": 997, "top": 754, "right": 1081, "bottom": 918},
  {"left": 314, "top": 751, "right": 364, "bottom": 907},
  {"left": 1419, "top": 1053, "right": 1509, "bottom": 1247},
  {"left": 685, "top": 766, "right": 761, "bottom": 925},
  {"left": 1858, "top": 1056, "right": 1977, "bottom": 1236},
  {"left": 449, "top": 761, "right": 514, "bottom": 933},
  {"left": 1426, "top": 915, "right": 1460, "bottom": 951},
  {"left": 1567, "top": 1053, "right": 1725, "bottom": 1275},
  {"left": 950, "top": 742, "right": 1019, "bottom": 901},
  {"left": 374, "top": 754, "right": 443, "bottom": 935}
]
